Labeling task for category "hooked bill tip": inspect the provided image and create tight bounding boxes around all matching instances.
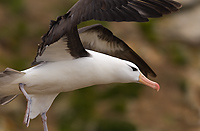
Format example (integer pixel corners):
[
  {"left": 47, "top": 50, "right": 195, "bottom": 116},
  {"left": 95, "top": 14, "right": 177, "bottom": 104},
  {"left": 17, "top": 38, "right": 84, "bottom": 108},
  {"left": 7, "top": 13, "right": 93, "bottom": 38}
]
[
  {"left": 154, "top": 82, "right": 160, "bottom": 92},
  {"left": 138, "top": 73, "right": 160, "bottom": 92}
]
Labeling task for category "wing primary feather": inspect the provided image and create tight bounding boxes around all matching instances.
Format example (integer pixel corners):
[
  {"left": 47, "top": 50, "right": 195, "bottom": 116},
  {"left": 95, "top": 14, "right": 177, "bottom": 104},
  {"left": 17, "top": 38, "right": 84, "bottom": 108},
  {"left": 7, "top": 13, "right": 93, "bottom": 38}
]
[{"left": 129, "top": 1, "right": 163, "bottom": 18}]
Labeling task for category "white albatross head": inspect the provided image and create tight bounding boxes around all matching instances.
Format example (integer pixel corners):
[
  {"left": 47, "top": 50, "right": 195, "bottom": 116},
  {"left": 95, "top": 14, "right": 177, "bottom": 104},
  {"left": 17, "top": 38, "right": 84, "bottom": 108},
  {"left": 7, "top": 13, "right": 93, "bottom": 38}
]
[{"left": 124, "top": 63, "right": 160, "bottom": 92}]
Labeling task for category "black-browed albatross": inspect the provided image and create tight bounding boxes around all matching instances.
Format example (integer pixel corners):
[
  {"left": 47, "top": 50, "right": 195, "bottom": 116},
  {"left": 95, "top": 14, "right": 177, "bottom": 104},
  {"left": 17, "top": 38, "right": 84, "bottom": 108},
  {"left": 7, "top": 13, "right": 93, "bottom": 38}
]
[{"left": 0, "top": 0, "right": 181, "bottom": 130}]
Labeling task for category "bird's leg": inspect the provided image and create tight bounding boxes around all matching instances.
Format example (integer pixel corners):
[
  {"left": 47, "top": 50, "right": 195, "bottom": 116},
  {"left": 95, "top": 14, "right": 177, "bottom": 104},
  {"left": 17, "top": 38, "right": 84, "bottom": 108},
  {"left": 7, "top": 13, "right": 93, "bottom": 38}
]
[
  {"left": 19, "top": 83, "right": 32, "bottom": 127},
  {"left": 41, "top": 112, "right": 48, "bottom": 131}
]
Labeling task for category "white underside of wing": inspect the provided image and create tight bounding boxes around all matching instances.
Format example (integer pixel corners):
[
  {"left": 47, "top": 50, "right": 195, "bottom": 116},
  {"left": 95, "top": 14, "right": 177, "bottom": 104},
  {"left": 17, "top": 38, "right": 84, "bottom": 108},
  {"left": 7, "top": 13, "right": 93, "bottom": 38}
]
[{"left": 35, "top": 37, "right": 73, "bottom": 62}]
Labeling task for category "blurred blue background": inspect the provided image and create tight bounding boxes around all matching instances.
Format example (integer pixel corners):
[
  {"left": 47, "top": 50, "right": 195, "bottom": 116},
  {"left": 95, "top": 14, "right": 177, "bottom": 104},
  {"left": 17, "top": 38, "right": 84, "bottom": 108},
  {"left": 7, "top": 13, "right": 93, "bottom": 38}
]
[{"left": 0, "top": 0, "right": 200, "bottom": 131}]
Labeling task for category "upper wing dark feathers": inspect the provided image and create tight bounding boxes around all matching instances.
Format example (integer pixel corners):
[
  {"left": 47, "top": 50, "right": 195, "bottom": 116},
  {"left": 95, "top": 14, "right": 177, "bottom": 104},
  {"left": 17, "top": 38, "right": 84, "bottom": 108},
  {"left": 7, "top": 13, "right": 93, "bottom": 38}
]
[
  {"left": 68, "top": 0, "right": 181, "bottom": 24},
  {"left": 65, "top": 27, "right": 90, "bottom": 58},
  {"left": 38, "top": 0, "right": 181, "bottom": 53}
]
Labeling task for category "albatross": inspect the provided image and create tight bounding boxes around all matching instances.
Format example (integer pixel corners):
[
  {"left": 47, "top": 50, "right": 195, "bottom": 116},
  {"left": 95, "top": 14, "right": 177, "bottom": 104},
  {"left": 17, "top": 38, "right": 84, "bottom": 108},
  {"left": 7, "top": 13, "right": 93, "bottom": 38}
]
[{"left": 0, "top": 0, "right": 181, "bottom": 130}]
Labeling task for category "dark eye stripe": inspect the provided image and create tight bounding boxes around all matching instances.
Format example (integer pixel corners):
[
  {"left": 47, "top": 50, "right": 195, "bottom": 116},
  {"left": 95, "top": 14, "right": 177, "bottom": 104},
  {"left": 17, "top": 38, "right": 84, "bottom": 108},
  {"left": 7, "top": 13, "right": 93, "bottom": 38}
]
[{"left": 128, "top": 65, "right": 138, "bottom": 71}]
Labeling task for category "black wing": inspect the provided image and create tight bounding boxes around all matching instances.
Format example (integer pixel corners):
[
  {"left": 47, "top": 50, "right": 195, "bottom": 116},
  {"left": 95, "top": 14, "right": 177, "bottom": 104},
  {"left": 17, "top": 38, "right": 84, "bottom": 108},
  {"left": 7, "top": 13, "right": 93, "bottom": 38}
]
[
  {"left": 79, "top": 24, "right": 156, "bottom": 77},
  {"left": 37, "top": 0, "right": 181, "bottom": 61},
  {"left": 69, "top": 0, "right": 182, "bottom": 23}
]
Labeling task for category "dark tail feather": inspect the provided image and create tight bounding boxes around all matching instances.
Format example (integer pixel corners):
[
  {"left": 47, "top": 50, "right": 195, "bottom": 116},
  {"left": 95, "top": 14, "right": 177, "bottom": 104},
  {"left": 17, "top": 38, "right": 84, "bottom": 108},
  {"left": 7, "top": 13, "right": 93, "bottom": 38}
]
[{"left": 0, "top": 95, "right": 18, "bottom": 105}]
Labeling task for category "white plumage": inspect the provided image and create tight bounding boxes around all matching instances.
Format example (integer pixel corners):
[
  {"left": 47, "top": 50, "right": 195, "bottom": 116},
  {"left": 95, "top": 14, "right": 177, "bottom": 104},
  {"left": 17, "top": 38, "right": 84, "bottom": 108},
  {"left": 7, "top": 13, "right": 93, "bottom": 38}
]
[{"left": 1, "top": 50, "right": 145, "bottom": 119}]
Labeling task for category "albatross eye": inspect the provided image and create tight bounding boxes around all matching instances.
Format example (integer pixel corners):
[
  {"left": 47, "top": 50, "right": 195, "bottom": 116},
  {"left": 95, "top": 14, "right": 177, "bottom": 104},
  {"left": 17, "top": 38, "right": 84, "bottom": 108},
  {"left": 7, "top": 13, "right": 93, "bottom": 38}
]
[{"left": 128, "top": 65, "right": 138, "bottom": 71}]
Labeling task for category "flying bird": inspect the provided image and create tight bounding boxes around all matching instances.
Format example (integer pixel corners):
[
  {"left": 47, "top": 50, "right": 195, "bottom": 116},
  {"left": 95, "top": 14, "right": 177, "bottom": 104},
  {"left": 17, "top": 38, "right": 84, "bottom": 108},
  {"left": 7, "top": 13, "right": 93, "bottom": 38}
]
[{"left": 0, "top": 0, "right": 181, "bottom": 131}]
